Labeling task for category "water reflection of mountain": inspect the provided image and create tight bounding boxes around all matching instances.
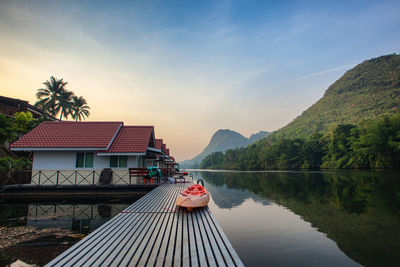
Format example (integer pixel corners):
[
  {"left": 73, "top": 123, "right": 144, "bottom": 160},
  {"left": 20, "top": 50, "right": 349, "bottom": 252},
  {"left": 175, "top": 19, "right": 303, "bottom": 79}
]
[
  {"left": 205, "top": 183, "right": 270, "bottom": 209},
  {"left": 193, "top": 170, "right": 400, "bottom": 267},
  {"left": 193, "top": 172, "right": 271, "bottom": 209}
]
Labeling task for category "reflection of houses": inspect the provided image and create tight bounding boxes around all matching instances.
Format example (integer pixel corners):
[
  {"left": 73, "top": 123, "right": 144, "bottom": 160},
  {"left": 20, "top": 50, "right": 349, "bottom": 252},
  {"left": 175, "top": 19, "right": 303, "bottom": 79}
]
[
  {"left": 10, "top": 121, "right": 177, "bottom": 185},
  {"left": 27, "top": 204, "right": 129, "bottom": 234}
]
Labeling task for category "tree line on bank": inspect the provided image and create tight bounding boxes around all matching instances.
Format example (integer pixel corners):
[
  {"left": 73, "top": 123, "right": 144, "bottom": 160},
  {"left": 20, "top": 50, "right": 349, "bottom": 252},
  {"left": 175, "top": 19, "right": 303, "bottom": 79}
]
[{"left": 200, "top": 113, "right": 400, "bottom": 170}]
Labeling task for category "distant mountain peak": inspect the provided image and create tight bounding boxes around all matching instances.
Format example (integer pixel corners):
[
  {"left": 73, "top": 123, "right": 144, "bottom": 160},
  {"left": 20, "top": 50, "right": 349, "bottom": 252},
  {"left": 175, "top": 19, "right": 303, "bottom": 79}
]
[
  {"left": 213, "top": 129, "right": 244, "bottom": 137},
  {"left": 215, "top": 129, "right": 233, "bottom": 133},
  {"left": 179, "top": 129, "right": 270, "bottom": 168}
]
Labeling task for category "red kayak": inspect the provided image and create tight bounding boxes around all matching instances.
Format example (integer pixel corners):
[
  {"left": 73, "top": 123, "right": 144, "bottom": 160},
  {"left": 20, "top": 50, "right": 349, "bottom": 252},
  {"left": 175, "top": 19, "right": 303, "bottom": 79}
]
[
  {"left": 175, "top": 171, "right": 188, "bottom": 176},
  {"left": 176, "top": 184, "right": 210, "bottom": 211}
]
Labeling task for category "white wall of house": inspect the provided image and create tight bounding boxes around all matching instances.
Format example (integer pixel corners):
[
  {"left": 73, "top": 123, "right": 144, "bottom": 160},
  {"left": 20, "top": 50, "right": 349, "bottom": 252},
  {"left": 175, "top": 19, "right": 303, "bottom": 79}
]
[
  {"left": 33, "top": 151, "right": 79, "bottom": 170},
  {"left": 31, "top": 151, "right": 145, "bottom": 185},
  {"left": 128, "top": 156, "right": 138, "bottom": 168},
  {"left": 32, "top": 151, "right": 140, "bottom": 170}
]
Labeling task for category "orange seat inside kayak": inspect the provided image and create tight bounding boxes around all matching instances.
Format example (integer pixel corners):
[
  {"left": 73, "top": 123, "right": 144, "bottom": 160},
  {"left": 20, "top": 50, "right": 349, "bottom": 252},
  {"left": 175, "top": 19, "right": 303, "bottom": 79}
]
[{"left": 181, "top": 184, "right": 207, "bottom": 196}]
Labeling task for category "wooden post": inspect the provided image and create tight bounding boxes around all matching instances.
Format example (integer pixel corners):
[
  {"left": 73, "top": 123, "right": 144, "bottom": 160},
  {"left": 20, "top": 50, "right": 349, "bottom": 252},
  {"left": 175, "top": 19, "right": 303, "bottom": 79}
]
[
  {"left": 56, "top": 171, "right": 59, "bottom": 186},
  {"left": 92, "top": 171, "right": 95, "bottom": 186},
  {"left": 75, "top": 171, "right": 77, "bottom": 186},
  {"left": 38, "top": 171, "right": 41, "bottom": 186}
]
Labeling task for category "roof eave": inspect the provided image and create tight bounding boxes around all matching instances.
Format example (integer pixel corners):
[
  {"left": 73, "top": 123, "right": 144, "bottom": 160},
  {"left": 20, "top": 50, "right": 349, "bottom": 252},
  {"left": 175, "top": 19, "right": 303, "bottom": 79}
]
[
  {"left": 147, "top": 147, "right": 162, "bottom": 153},
  {"left": 10, "top": 147, "right": 106, "bottom": 151},
  {"left": 97, "top": 152, "right": 146, "bottom": 156}
]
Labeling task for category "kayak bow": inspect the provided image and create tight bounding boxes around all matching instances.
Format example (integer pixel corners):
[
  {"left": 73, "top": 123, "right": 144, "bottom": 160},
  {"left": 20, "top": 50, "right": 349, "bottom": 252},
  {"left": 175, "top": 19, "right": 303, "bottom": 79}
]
[{"left": 176, "top": 184, "right": 210, "bottom": 211}]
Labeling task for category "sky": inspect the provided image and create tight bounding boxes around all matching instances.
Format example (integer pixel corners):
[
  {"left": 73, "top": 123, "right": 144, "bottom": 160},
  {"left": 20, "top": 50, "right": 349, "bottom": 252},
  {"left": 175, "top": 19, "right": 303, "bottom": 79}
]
[{"left": 0, "top": 0, "right": 399, "bottom": 161}]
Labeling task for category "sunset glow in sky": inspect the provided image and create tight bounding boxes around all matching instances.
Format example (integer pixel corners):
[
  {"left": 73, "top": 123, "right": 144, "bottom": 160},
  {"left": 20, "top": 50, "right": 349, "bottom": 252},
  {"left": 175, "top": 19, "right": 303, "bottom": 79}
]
[{"left": 1, "top": 0, "right": 399, "bottom": 161}]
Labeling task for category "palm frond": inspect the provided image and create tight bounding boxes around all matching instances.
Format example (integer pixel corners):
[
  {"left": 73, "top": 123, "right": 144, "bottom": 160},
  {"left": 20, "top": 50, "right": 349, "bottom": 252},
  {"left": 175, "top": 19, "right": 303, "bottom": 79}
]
[{"left": 71, "top": 96, "right": 90, "bottom": 121}]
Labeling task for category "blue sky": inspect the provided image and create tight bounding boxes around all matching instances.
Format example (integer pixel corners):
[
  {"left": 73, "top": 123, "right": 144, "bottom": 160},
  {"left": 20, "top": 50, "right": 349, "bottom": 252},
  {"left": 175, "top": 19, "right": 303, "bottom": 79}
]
[{"left": 0, "top": 0, "right": 399, "bottom": 160}]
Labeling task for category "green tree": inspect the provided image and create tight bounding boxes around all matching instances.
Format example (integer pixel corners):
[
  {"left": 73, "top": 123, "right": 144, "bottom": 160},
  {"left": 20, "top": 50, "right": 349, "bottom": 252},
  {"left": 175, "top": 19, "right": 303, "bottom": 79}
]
[
  {"left": 71, "top": 96, "right": 90, "bottom": 121},
  {"left": 200, "top": 151, "right": 224, "bottom": 169},
  {"left": 356, "top": 114, "right": 400, "bottom": 168},
  {"left": 302, "top": 133, "right": 325, "bottom": 169},
  {"left": 224, "top": 149, "right": 240, "bottom": 169},
  {"left": 200, "top": 113, "right": 400, "bottom": 170},
  {"left": 35, "top": 76, "right": 69, "bottom": 117},
  {"left": 57, "top": 90, "right": 74, "bottom": 120},
  {"left": 259, "top": 143, "right": 278, "bottom": 170},
  {"left": 323, "top": 124, "right": 357, "bottom": 169},
  {"left": 13, "top": 111, "right": 34, "bottom": 135},
  {"left": 0, "top": 156, "right": 31, "bottom": 173},
  {"left": 275, "top": 138, "right": 304, "bottom": 169},
  {"left": 0, "top": 114, "right": 15, "bottom": 145}
]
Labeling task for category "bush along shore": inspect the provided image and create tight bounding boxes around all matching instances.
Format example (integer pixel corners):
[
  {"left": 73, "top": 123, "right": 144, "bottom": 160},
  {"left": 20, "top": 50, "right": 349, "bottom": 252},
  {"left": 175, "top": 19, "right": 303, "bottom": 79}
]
[{"left": 200, "top": 113, "right": 400, "bottom": 170}]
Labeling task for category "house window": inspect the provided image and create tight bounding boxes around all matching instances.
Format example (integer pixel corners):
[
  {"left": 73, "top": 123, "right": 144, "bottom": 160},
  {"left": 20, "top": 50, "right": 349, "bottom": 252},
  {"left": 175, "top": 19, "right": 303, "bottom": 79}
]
[
  {"left": 110, "top": 156, "right": 127, "bottom": 168},
  {"left": 76, "top": 153, "right": 94, "bottom": 168}
]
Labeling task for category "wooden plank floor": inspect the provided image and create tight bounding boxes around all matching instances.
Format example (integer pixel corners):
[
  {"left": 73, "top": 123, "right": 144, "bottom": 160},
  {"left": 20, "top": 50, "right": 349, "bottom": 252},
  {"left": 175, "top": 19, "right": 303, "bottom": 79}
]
[{"left": 46, "top": 181, "right": 244, "bottom": 267}]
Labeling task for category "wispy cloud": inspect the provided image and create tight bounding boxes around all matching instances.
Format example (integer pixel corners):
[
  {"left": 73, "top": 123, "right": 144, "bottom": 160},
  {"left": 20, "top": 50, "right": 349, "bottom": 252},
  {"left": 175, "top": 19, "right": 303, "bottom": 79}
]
[
  {"left": 293, "top": 64, "right": 355, "bottom": 81},
  {"left": 0, "top": 0, "right": 399, "bottom": 161}
]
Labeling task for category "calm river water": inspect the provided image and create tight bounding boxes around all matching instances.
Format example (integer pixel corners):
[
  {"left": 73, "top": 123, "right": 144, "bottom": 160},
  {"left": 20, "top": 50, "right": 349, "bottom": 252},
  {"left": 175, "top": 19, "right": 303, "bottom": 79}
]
[
  {"left": 1, "top": 170, "right": 399, "bottom": 266},
  {"left": 193, "top": 170, "right": 400, "bottom": 267}
]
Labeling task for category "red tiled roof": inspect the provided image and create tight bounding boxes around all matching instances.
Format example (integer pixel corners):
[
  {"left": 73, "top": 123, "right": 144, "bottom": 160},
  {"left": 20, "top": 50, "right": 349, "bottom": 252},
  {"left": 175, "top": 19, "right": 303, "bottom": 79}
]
[
  {"left": 105, "top": 126, "right": 154, "bottom": 153},
  {"left": 161, "top": 144, "right": 167, "bottom": 154},
  {"left": 10, "top": 121, "right": 123, "bottom": 149},
  {"left": 166, "top": 148, "right": 170, "bottom": 156},
  {"left": 155, "top": 139, "right": 163, "bottom": 150}
]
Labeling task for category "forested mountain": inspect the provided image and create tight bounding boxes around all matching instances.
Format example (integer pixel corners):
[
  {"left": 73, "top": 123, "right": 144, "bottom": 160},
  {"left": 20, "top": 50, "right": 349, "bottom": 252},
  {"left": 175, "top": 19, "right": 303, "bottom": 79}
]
[
  {"left": 272, "top": 54, "right": 400, "bottom": 140},
  {"left": 249, "top": 131, "right": 270, "bottom": 143},
  {"left": 180, "top": 129, "right": 269, "bottom": 168},
  {"left": 200, "top": 54, "right": 400, "bottom": 170}
]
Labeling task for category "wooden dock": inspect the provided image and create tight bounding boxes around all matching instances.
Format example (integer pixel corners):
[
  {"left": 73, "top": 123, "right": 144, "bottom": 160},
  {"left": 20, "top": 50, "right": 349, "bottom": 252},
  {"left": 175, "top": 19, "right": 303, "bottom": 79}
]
[
  {"left": 0, "top": 184, "right": 156, "bottom": 202},
  {"left": 46, "top": 181, "right": 244, "bottom": 266}
]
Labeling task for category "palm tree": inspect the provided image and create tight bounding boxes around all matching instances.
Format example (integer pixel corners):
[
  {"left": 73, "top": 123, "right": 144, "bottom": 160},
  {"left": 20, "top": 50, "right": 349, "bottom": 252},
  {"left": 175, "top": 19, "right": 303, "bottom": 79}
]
[
  {"left": 57, "top": 90, "right": 74, "bottom": 120},
  {"left": 35, "top": 76, "right": 68, "bottom": 117},
  {"left": 71, "top": 96, "right": 90, "bottom": 121}
]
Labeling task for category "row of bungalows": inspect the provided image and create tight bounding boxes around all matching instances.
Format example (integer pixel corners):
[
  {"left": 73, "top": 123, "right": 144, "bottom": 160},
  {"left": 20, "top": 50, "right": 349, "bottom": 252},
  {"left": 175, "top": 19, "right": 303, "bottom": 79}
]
[{"left": 10, "top": 121, "right": 178, "bottom": 186}]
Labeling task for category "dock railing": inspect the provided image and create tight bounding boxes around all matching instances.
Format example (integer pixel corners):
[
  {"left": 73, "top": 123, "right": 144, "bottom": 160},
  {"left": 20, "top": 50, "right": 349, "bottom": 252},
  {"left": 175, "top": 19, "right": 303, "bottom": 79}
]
[{"left": 28, "top": 169, "right": 161, "bottom": 186}]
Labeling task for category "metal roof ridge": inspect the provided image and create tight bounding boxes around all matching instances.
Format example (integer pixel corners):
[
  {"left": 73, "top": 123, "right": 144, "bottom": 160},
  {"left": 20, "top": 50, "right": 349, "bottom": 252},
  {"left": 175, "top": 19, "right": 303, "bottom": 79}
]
[
  {"left": 106, "top": 122, "right": 124, "bottom": 150},
  {"left": 123, "top": 125, "right": 154, "bottom": 128},
  {"left": 48, "top": 121, "right": 124, "bottom": 123}
]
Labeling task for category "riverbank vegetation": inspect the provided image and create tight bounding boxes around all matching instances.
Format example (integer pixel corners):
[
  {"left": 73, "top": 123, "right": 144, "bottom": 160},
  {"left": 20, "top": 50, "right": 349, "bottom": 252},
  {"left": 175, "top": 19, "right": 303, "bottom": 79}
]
[
  {"left": 0, "top": 112, "right": 51, "bottom": 183},
  {"left": 200, "top": 113, "right": 400, "bottom": 170}
]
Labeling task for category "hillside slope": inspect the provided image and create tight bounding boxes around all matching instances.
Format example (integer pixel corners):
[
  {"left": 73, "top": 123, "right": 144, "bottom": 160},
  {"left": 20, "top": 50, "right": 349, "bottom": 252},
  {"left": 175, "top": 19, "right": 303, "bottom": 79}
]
[
  {"left": 249, "top": 131, "right": 270, "bottom": 143},
  {"left": 272, "top": 54, "right": 400, "bottom": 139},
  {"left": 180, "top": 129, "right": 269, "bottom": 168},
  {"left": 199, "top": 53, "right": 400, "bottom": 170}
]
